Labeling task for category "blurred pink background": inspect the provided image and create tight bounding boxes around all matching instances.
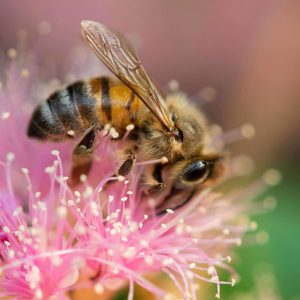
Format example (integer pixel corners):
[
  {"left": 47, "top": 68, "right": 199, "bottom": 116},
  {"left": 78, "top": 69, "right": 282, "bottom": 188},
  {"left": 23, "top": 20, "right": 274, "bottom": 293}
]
[{"left": 1, "top": 0, "right": 299, "bottom": 166}]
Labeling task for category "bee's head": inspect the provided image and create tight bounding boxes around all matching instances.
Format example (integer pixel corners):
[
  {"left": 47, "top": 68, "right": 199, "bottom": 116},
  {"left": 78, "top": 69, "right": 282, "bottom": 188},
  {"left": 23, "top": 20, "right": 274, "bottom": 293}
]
[{"left": 139, "top": 93, "right": 211, "bottom": 162}]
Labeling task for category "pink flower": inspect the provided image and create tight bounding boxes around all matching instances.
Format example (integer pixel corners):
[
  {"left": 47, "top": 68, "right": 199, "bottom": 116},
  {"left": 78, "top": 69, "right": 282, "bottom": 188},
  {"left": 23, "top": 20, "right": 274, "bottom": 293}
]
[{"left": 0, "top": 46, "right": 278, "bottom": 299}]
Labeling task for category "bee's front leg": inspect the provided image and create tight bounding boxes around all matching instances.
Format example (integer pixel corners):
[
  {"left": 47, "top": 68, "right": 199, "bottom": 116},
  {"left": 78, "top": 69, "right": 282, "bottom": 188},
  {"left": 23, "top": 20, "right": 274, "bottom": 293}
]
[
  {"left": 143, "top": 164, "right": 166, "bottom": 195},
  {"left": 70, "top": 126, "right": 96, "bottom": 185},
  {"left": 117, "top": 149, "right": 136, "bottom": 176}
]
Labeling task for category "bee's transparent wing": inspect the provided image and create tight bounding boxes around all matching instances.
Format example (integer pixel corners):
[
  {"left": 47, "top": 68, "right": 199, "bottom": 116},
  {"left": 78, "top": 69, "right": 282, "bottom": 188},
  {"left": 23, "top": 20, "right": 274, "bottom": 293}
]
[{"left": 81, "top": 20, "right": 175, "bottom": 131}]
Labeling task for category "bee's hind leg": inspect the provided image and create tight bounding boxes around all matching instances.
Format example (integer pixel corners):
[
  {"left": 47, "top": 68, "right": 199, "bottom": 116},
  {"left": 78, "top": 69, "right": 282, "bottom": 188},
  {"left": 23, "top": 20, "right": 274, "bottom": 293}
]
[
  {"left": 70, "top": 126, "right": 96, "bottom": 186},
  {"left": 143, "top": 164, "right": 166, "bottom": 195}
]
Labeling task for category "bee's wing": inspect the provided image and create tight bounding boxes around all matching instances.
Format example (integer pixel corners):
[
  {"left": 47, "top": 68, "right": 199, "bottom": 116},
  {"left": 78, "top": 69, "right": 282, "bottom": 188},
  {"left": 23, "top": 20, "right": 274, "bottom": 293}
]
[{"left": 81, "top": 20, "right": 175, "bottom": 131}]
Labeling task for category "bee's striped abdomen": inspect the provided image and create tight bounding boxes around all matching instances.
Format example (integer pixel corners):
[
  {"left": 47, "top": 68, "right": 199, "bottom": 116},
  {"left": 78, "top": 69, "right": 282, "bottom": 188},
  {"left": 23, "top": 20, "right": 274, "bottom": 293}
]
[
  {"left": 27, "top": 81, "right": 99, "bottom": 141},
  {"left": 28, "top": 76, "right": 144, "bottom": 142}
]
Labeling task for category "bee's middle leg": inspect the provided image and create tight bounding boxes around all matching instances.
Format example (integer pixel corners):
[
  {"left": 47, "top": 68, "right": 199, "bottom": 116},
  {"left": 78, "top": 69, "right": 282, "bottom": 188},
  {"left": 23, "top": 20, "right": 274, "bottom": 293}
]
[
  {"left": 143, "top": 164, "right": 166, "bottom": 195},
  {"left": 70, "top": 126, "right": 96, "bottom": 185},
  {"left": 117, "top": 148, "right": 136, "bottom": 176}
]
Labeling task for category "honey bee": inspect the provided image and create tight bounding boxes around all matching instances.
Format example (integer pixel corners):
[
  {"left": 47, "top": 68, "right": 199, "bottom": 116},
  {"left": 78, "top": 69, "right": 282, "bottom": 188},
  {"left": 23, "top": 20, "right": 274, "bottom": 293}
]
[{"left": 28, "top": 20, "right": 225, "bottom": 211}]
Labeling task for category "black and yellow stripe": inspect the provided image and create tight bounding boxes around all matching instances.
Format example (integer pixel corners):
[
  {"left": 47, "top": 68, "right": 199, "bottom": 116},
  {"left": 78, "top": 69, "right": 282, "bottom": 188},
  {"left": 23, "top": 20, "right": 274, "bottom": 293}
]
[{"left": 27, "top": 76, "right": 143, "bottom": 141}]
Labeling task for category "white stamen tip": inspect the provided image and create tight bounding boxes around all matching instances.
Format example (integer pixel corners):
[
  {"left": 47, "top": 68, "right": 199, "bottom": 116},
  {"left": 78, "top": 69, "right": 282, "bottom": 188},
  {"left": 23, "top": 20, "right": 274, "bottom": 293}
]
[
  {"left": 80, "top": 174, "right": 87, "bottom": 183},
  {"left": 189, "top": 263, "right": 196, "bottom": 269},
  {"left": 121, "top": 196, "right": 128, "bottom": 202},
  {"left": 140, "top": 239, "right": 149, "bottom": 247},
  {"left": 74, "top": 191, "right": 81, "bottom": 198},
  {"left": 126, "top": 124, "right": 135, "bottom": 131},
  {"left": 222, "top": 228, "right": 230, "bottom": 235},
  {"left": 35, "top": 288, "right": 43, "bottom": 299},
  {"left": 6, "top": 152, "right": 15, "bottom": 162},
  {"left": 122, "top": 246, "right": 136, "bottom": 258},
  {"left": 37, "top": 21, "right": 52, "bottom": 35},
  {"left": 109, "top": 127, "right": 119, "bottom": 139},
  {"left": 44, "top": 166, "right": 55, "bottom": 174},
  {"left": 199, "top": 86, "right": 217, "bottom": 102},
  {"left": 168, "top": 79, "right": 179, "bottom": 91},
  {"left": 51, "top": 255, "right": 63, "bottom": 266},
  {"left": 104, "top": 123, "right": 111, "bottom": 130},
  {"left": 94, "top": 283, "right": 104, "bottom": 294},
  {"left": 249, "top": 221, "right": 258, "bottom": 230},
  {"left": 263, "top": 196, "right": 277, "bottom": 210},
  {"left": 1, "top": 112, "right": 10, "bottom": 120},
  {"left": 3, "top": 226, "right": 10, "bottom": 233},
  {"left": 144, "top": 255, "right": 154, "bottom": 266},
  {"left": 67, "top": 130, "right": 75, "bottom": 136},
  {"left": 262, "top": 169, "right": 282, "bottom": 186},
  {"left": 240, "top": 123, "right": 255, "bottom": 139},
  {"left": 56, "top": 206, "right": 68, "bottom": 219},
  {"left": 166, "top": 209, "right": 174, "bottom": 214},
  {"left": 117, "top": 175, "right": 125, "bottom": 181},
  {"left": 231, "top": 278, "right": 236, "bottom": 286},
  {"left": 51, "top": 150, "right": 60, "bottom": 156},
  {"left": 236, "top": 238, "right": 242, "bottom": 246},
  {"left": 20, "top": 68, "right": 30, "bottom": 78},
  {"left": 76, "top": 225, "right": 86, "bottom": 235},
  {"left": 161, "top": 157, "right": 168, "bottom": 164},
  {"left": 256, "top": 231, "right": 269, "bottom": 244},
  {"left": 7, "top": 48, "right": 17, "bottom": 59},
  {"left": 21, "top": 168, "right": 29, "bottom": 175}
]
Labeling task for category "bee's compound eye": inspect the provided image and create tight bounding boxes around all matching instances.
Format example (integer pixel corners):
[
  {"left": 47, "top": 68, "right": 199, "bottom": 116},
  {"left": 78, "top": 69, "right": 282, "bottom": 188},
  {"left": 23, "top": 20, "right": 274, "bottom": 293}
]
[{"left": 182, "top": 160, "right": 211, "bottom": 182}]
